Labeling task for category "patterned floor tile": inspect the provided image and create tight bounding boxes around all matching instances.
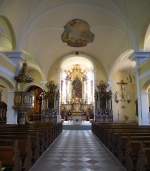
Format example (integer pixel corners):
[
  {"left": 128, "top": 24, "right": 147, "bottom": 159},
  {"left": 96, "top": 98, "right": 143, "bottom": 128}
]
[{"left": 30, "top": 130, "right": 126, "bottom": 171}]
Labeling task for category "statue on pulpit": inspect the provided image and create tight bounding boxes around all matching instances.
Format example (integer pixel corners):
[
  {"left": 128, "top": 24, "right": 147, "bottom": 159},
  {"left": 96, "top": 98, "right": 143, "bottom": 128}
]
[{"left": 72, "top": 78, "right": 82, "bottom": 99}]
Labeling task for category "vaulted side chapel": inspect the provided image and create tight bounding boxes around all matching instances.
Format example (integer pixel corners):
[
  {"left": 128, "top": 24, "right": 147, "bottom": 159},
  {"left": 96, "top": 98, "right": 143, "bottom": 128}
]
[{"left": 0, "top": 1, "right": 150, "bottom": 171}]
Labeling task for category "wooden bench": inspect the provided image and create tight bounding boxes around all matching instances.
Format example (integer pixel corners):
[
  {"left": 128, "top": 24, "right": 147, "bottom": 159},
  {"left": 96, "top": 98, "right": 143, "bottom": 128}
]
[
  {"left": 0, "top": 134, "right": 32, "bottom": 171},
  {"left": 125, "top": 141, "right": 150, "bottom": 171},
  {"left": 92, "top": 122, "right": 150, "bottom": 171},
  {"left": 136, "top": 147, "right": 150, "bottom": 171},
  {"left": 0, "top": 122, "right": 62, "bottom": 170},
  {"left": 0, "top": 140, "right": 21, "bottom": 171}
]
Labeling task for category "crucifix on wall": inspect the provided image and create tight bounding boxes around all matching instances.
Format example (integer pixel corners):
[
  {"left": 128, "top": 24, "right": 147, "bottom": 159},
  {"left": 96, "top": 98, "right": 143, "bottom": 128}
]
[
  {"left": 117, "top": 80, "right": 128, "bottom": 100},
  {"left": 115, "top": 80, "right": 131, "bottom": 103}
]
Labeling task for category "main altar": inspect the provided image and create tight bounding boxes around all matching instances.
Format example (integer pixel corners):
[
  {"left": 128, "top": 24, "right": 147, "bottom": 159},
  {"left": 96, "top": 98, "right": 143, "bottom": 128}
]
[
  {"left": 61, "top": 98, "right": 93, "bottom": 122},
  {"left": 60, "top": 64, "right": 94, "bottom": 122}
]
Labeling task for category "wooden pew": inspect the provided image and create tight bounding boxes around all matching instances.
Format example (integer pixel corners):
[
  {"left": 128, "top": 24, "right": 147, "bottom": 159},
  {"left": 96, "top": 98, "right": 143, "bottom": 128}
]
[
  {"left": 0, "top": 126, "right": 36, "bottom": 170},
  {"left": 0, "top": 134, "right": 32, "bottom": 171},
  {"left": 0, "top": 140, "right": 21, "bottom": 171},
  {"left": 0, "top": 161, "right": 2, "bottom": 170},
  {"left": 111, "top": 132, "right": 150, "bottom": 154},
  {"left": 125, "top": 141, "right": 150, "bottom": 171},
  {"left": 0, "top": 125, "right": 41, "bottom": 163},
  {"left": 92, "top": 122, "right": 150, "bottom": 171},
  {"left": 136, "top": 147, "right": 150, "bottom": 171},
  {"left": 0, "top": 122, "right": 63, "bottom": 171}
]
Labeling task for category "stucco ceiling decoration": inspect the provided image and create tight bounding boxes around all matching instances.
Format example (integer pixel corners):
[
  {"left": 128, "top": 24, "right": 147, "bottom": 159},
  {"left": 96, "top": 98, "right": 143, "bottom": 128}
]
[{"left": 61, "top": 19, "right": 94, "bottom": 47}]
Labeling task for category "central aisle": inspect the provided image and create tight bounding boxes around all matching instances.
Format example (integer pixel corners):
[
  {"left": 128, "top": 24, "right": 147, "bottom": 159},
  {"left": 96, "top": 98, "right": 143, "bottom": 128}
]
[{"left": 30, "top": 130, "right": 126, "bottom": 171}]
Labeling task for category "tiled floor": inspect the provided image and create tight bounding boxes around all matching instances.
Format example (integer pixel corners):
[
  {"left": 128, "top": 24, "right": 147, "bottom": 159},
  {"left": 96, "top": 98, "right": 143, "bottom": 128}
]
[{"left": 30, "top": 130, "right": 126, "bottom": 171}]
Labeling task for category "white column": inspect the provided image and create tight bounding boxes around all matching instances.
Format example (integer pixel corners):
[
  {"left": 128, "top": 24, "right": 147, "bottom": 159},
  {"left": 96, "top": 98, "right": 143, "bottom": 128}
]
[
  {"left": 135, "top": 55, "right": 142, "bottom": 125},
  {"left": 82, "top": 80, "right": 85, "bottom": 102},
  {"left": 66, "top": 79, "right": 68, "bottom": 103},
  {"left": 60, "top": 80, "right": 63, "bottom": 103},
  {"left": 68, "top": 80, "right": 71, "bottom": 102},
  {"left": 7, "top": 91, "right": 17, "bottom": 124},
  {"left": 134, "top": 52, "right": 150, "bottom": 125}
]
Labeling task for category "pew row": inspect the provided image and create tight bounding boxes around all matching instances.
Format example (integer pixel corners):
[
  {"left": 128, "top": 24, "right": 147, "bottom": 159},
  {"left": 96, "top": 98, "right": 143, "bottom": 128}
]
[
  {"left": 0, "top": 122, "right": 62, "bottom": 171},
  {"left": 92, "top": 122, "right": 150, "bottom": 171}
]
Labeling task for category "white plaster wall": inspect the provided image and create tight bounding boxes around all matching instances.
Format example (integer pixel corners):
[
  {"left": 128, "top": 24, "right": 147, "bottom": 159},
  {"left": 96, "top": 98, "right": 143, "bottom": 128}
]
[
  {"left": 7, "top": 91, "right": 17, "bottom": 124},
  {"left": 111, "top": 71, "right": 137, "bottom": 123}
]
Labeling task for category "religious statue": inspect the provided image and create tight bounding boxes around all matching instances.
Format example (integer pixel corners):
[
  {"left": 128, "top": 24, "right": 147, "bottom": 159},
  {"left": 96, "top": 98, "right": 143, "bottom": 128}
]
[{"left": 46, "top": 81, "right": 57, "bottom": 93}]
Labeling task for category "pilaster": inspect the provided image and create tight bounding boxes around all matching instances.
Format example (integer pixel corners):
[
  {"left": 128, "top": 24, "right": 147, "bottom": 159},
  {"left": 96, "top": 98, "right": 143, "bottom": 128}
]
[
  {"left": 6, "top": 91, "right": 17, "bottom": 124},
  {"left": 134, "top": 51, "right": 150, "bottom": 125}
]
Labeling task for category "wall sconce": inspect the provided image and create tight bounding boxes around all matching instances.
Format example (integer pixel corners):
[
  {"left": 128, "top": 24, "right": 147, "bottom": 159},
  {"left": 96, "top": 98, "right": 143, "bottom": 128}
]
[{"left": 114, "top": 80, "right": 131, "bottom": 103}]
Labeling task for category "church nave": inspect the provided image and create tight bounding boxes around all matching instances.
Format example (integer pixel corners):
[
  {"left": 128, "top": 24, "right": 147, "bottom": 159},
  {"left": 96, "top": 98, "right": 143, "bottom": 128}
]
[
  {"left": 30, "top": 130, "right": 126, "bottom": 171},
  {"left": 1, "top": 1, "right": 150, "bottom": 170}
]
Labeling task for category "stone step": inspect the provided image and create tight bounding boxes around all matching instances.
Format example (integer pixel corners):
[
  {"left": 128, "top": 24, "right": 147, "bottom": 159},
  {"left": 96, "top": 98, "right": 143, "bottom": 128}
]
[{"left": 63, "top": 124, "right": 91, "bottom": 130}]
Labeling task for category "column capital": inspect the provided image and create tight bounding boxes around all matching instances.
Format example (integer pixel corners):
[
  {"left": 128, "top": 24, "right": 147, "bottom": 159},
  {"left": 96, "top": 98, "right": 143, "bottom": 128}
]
[
  {"left": 132, "top": 51, "right": 150, "bottom": 64},
  {"left": 135, "top": 51, "right": 150, "bottom": 58},
  {"left": 2, "top": 51, "right": 25, "bottom": 66}
]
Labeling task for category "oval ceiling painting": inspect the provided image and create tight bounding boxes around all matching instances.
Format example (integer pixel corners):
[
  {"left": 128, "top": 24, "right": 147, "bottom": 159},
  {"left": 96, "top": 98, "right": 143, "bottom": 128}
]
[{"left": 61, "top": 19, "right": 94, "bottom": 47}]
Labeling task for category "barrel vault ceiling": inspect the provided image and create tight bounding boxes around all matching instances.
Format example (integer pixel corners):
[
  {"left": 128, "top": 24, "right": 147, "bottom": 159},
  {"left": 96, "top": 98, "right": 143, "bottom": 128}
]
[{"left": 0, "top": 0, "right": 150, "bottom": 78}]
